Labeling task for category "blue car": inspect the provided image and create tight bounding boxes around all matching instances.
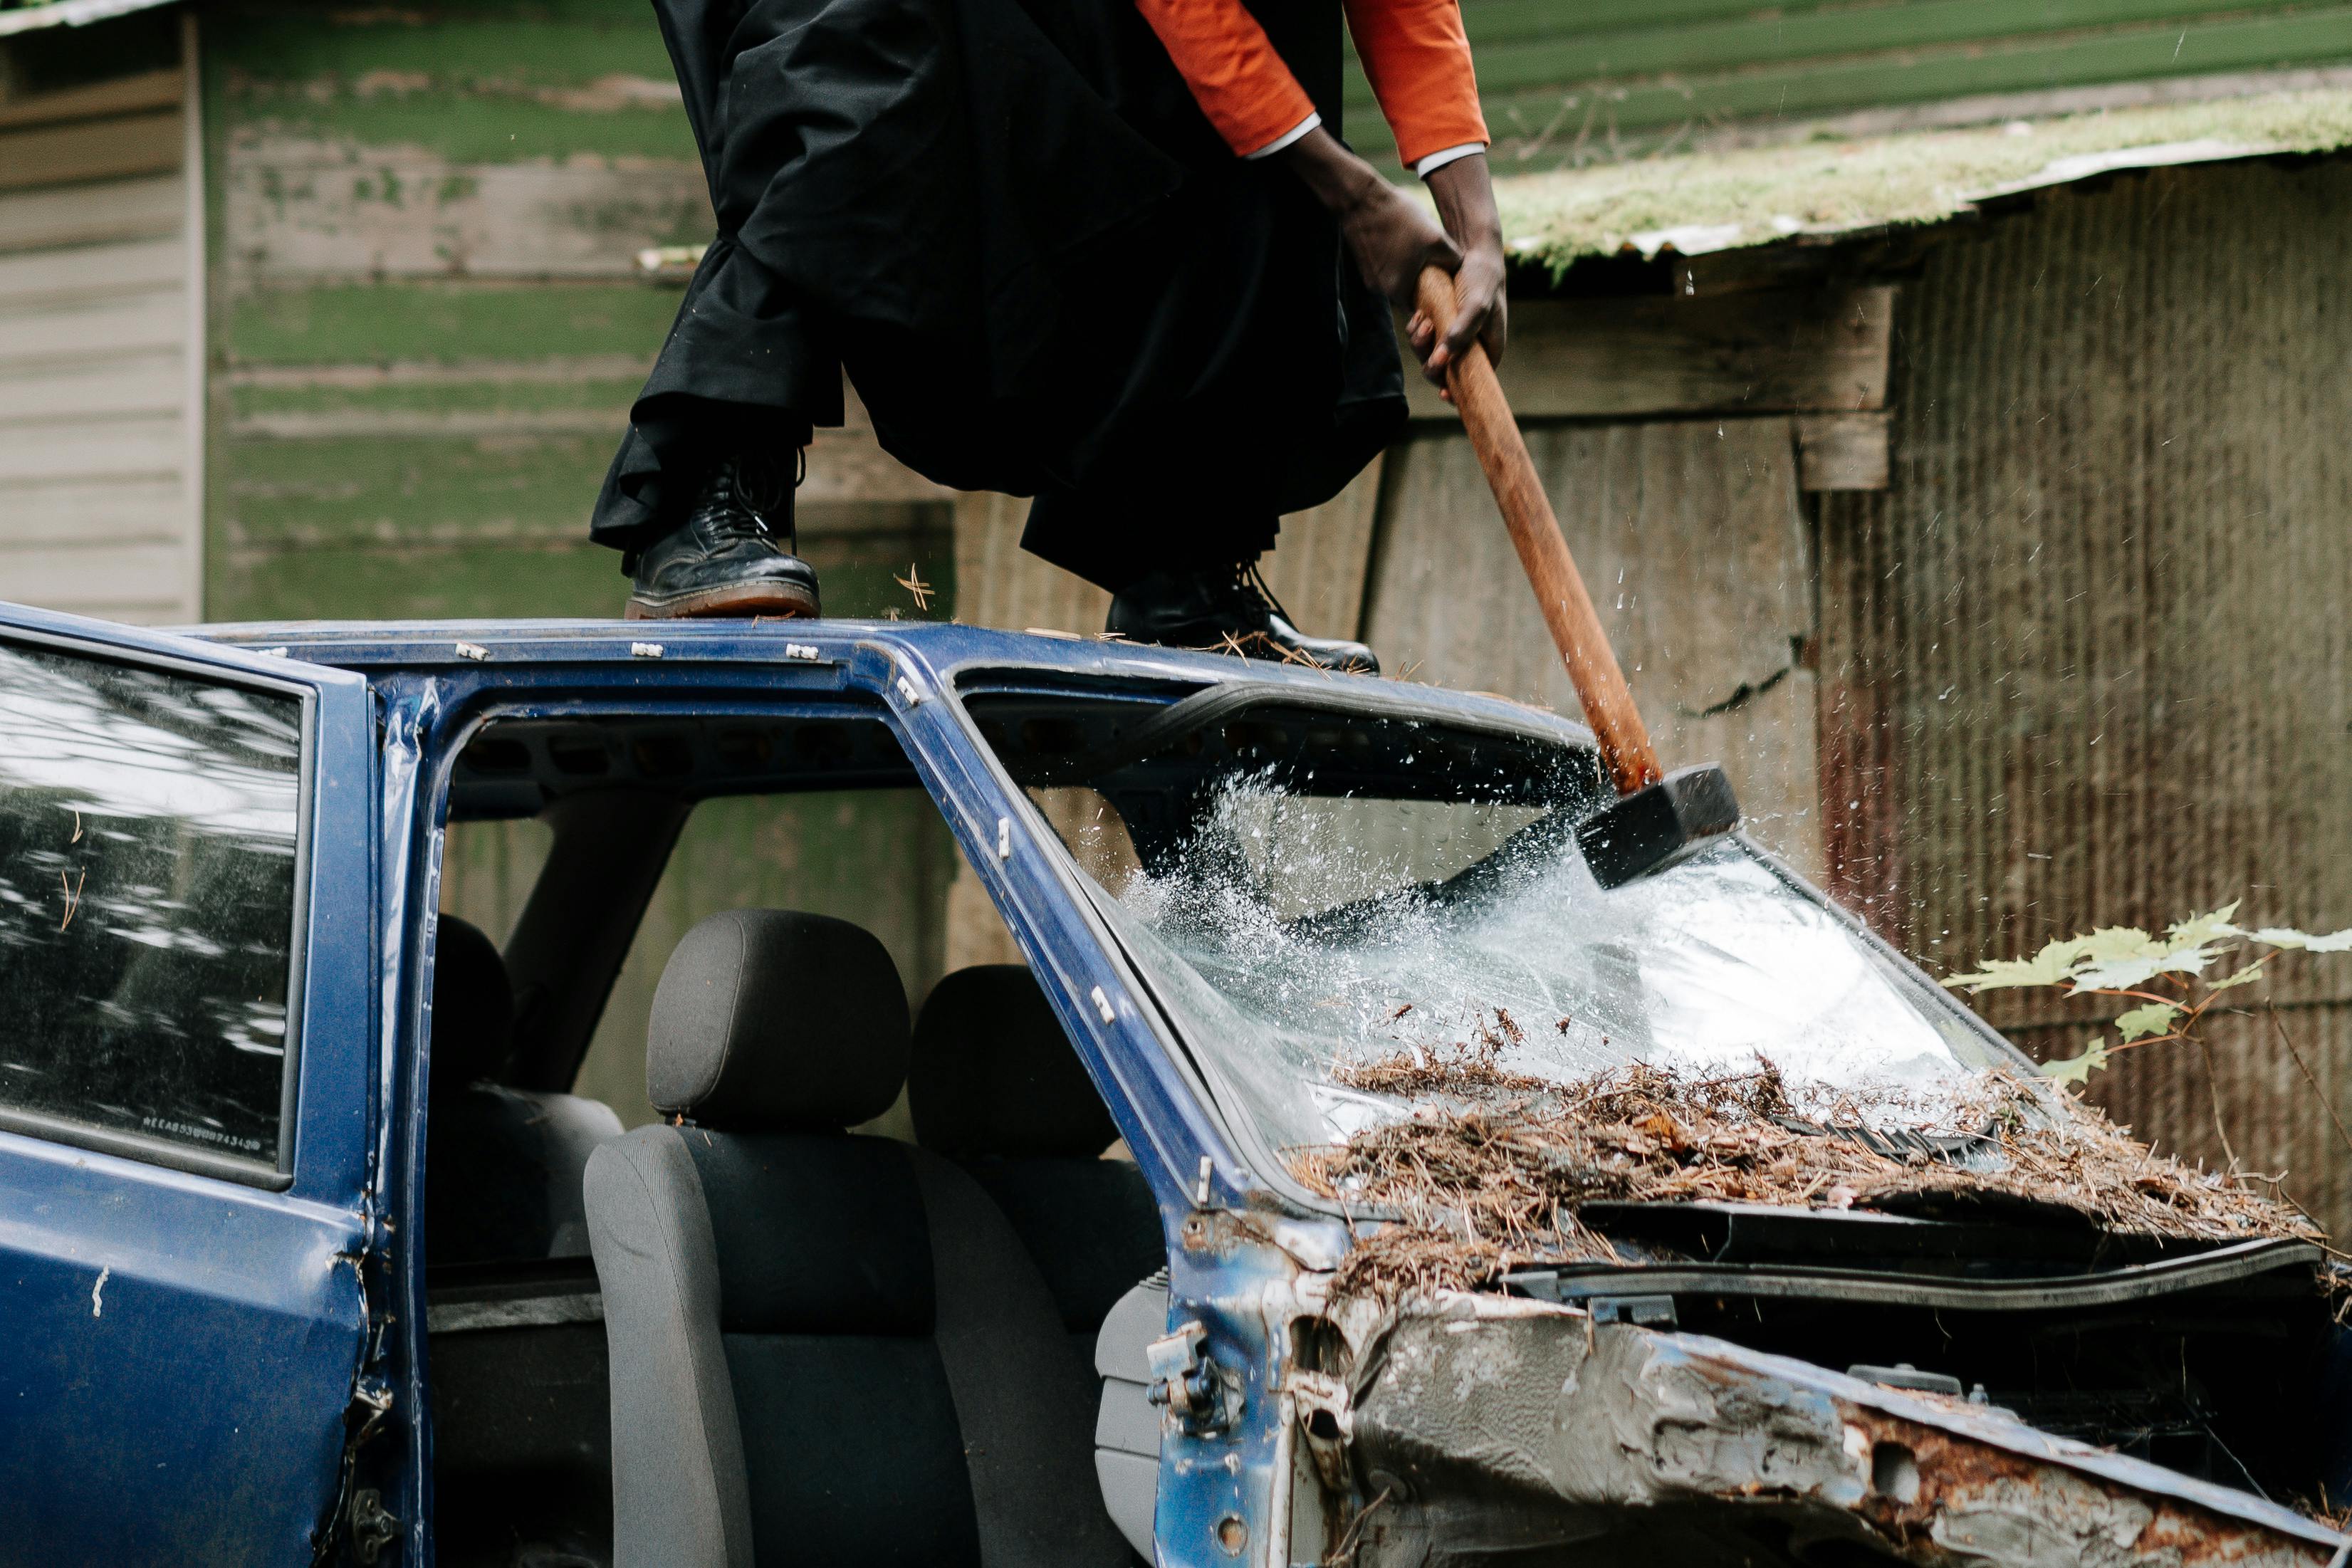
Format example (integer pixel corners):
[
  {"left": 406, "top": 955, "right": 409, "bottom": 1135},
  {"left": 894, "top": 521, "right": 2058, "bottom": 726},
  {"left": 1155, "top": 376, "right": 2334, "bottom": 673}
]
[{"left": 0, "top": 603, "right": 2342, "bottom": 1568}]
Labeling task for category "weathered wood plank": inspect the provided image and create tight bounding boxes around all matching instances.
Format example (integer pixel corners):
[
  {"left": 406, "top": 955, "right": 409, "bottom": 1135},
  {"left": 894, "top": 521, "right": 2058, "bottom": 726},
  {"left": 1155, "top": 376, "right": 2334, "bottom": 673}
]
[
  {"left": 226, "top": 281, "right": 679, "bottom": 366},
  {"left": 0, "top": 476, "right": 188, "bottom": 545},
  {"left": 803, "top": 431, "right": 956, "bottom": 504},
  {"left": 233, "top": 408, "right": 625, "bottom": 439},
  {"left": 1259, "top": 454, "right": 1385, "bottom": 642},
  {"left": 0, "top": 235, "right": 185, "bottom": 310},
  {"left": 1795, "top": 411, "right": 1891, "bottom": 491},
  {"left": 228, "top": 354, "right": 655, "bottom": 390},
  {"left": 224, "top": 140, "right": 711, "bottom": 281},
  {"left": 1399, "top": 285, "right": 1892, "bottom": 420},
  {"left": 0, "top": 350, "right": 184, "bottom": 424},
  {"left": 0, "top": 113, "right": 181, "bottom": 195},
  {"left": 0, "top": 288, "right": 184, "bottom": 365},
  {"left": 0, "top": 539, "right": 192, "bottom": 620},
  {"left": 0, "top": 69, "right": 182, "bottom": 133},
  {"left": 1364, "top": 417, "right": 1823, "bottom": 877},
  {"left": 0, "top": 414, "right": 185, "bottom": 483},
  {"left": 0, "top": 172, "right": 180, "bottom": 254},
  {"left": 950, "top": 489, "right": 1110, "bottom": 635}
]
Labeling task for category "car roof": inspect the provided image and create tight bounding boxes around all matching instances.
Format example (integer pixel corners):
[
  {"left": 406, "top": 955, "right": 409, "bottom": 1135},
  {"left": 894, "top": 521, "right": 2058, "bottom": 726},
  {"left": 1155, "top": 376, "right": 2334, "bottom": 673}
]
[{"left": 182, "top": 617, "right": 1592, "bottom": 743}]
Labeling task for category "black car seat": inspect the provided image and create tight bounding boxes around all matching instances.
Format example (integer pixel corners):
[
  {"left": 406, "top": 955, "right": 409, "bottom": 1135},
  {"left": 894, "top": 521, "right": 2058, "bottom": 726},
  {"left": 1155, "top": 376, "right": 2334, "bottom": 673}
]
[
  {"left": 585, "top": 910, "right": 1129, "bottom": 1568},
  {"left": 426, "top": 914, "right": 623, "bottom": 1265},
  {"left": 908, "top": 965, "right": 1165, "bottom": 1364}
]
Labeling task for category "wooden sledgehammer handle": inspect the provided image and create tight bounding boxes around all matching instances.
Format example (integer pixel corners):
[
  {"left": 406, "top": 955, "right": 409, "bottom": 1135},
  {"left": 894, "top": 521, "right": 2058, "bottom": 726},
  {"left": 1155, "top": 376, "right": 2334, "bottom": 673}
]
[{"left": 1415, "top": 265, "right": 1663, "bottom": 795}]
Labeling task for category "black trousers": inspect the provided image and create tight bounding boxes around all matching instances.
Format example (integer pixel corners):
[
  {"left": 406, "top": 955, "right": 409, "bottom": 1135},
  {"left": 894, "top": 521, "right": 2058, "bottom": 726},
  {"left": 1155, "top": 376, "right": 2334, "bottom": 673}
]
[{"left": 589, "top": 0, "right": 1406, "bottom": 592}]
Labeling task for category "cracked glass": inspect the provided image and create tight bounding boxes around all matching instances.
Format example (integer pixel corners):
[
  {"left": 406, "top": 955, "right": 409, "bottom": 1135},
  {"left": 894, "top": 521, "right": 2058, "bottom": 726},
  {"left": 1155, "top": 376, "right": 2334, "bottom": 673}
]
[
  {"left": 0, "top": 640, "right": 304, "bottom": 1166},
  {"left": 971, "top": 690, "right": 2010, "bottom": 1160}
]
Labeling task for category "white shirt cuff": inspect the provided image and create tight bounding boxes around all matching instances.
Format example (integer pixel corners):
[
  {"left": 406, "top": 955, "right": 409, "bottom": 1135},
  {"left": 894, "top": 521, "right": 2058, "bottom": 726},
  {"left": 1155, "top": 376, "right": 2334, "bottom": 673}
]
[
  {"left": 1413, "top": 142, "right": 1485, "bottom": 178},
  {"left": 1242, "top": 112, "right": 1321, "bottom": 160}
]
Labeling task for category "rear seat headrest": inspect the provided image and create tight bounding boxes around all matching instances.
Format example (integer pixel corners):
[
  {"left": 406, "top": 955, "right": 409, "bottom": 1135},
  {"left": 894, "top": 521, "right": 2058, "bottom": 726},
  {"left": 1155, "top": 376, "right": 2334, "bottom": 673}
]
[
  {"left": 648, "top": 909, "right": 909, "bottom": 1131},
  {"left": 430, "top": 914, "right": 513, "bottom": 1092},
  {"left": 909, "top": 965, "right": 1119, "bottom": 1159}
]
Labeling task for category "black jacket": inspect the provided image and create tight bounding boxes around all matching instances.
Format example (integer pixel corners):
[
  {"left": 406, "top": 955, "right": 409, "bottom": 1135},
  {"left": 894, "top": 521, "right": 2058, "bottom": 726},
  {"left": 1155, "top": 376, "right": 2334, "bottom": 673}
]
[{"left": 592, "top": 0, "right": 1406, "bottom": 587}]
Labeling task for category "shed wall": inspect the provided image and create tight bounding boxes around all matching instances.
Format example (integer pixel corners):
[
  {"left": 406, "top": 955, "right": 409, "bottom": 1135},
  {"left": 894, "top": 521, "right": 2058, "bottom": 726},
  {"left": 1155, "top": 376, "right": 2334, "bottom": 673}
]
[
  {"left": 0, "top": 15, "right": 201, "bottom": 623},
  {"left": 1817, "top": 154, "right": 2352, "bottom": 1228}
]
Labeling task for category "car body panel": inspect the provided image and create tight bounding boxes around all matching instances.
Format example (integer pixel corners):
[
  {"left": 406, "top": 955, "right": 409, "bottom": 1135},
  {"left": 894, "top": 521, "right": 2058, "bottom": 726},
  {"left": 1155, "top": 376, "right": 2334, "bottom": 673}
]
[
  {"left": 1, "top": 607, "right": 2329, "bottom": 1567},
  {"left": 0, "top": 602, "right": 378, "bottom": 1565}
]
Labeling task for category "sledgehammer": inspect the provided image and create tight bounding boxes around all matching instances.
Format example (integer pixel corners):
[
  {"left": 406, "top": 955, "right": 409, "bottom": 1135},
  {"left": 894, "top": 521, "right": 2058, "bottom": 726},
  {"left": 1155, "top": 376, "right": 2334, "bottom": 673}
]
[{"left": 1414, "top": 265, "right": 1739, "bottom": 889}]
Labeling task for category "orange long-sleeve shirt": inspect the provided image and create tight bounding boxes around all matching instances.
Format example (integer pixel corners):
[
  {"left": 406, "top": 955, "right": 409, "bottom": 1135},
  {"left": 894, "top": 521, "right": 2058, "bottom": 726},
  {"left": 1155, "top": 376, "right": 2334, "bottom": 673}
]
[{"left": 1132, "top": 0, "right": 1487, "bottom": 170}]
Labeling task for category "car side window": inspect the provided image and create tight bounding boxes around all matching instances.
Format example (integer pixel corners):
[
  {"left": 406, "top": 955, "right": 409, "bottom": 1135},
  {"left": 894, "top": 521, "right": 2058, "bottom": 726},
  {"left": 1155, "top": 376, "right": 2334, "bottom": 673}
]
[{"left": 0, "top": 637, "right": 307, "bottom": 1170}]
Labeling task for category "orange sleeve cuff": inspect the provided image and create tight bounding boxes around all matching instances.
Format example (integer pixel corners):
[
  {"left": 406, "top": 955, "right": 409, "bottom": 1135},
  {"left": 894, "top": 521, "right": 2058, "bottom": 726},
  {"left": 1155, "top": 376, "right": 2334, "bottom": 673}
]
[
  {"left": 1133, "top": 0, "right": 1320, "bottom": 158},
  {"left": 1343, "top": 0, "right": 1488, "bottom": 169}
]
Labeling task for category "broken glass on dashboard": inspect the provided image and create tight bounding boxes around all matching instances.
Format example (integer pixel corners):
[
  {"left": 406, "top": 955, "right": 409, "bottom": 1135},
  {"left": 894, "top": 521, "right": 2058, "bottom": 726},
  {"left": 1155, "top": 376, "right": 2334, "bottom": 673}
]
[{"left": 968, "top": 684, "right": 2005, "bottom": 1159}]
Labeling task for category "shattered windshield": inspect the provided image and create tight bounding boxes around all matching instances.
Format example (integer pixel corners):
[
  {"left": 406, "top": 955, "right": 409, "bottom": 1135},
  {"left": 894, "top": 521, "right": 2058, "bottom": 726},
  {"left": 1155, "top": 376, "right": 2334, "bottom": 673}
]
[{"left": 967, "top": 686, "right": 2009, "bottom": 1161}]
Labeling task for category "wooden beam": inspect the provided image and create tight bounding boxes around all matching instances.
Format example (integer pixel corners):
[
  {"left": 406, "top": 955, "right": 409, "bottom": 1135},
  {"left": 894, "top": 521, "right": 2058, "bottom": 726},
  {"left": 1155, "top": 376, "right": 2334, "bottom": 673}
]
[
  {"left": 1401, "top": 284, "right": 1893, "bottom": 421},
  {"left": 0, "top": 111, "right": 180, "bottom": 195},
  {"left": 0, "top": 68, "right": 182, "bottom": 132},
  {"left": 1795, "top": 411, "right": 1891, "bottom": 491},
  {"left": 1258, "top": 454, "right": 1384, "bottom": 642}
]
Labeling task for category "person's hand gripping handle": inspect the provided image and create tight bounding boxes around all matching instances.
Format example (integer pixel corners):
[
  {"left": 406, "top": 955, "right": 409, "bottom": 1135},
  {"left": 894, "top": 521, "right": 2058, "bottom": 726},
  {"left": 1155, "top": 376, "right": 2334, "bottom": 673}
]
[{"left": 1413, "top": 265, "right": 1663, "bottom": 796}]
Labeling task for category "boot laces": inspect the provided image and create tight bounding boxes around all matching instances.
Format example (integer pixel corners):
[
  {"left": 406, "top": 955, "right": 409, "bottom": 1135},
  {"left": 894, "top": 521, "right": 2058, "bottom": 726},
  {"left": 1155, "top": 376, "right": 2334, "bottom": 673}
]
[
  {"left": 699, "top": 455, "right": 793, "bottom": 548},
  {"left": 1231, "top": 559, "right": 1296, "bottom": 630}
]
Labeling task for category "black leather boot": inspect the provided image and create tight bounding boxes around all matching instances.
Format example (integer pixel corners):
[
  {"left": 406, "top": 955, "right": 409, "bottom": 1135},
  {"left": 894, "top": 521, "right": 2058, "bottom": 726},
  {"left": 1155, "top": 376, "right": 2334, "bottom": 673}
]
[
  {"left": 1105, "top": 561, "right": 1379, "bottom": 674},
  {"left": 624, "top": 453, "right": 820, "bottom": 621}
]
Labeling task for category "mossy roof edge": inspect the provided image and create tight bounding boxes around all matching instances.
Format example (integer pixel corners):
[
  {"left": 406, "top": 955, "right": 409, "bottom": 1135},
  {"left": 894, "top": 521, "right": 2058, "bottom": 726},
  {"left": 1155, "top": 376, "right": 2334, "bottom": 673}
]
[{"left": 1483, "top": 88, "right": 2352, "bottom": 276}]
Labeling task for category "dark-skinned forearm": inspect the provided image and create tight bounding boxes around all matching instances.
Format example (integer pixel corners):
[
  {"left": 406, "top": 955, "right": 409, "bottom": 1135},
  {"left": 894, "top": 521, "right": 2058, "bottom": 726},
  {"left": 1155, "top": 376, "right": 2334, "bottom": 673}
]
[
  {"left": 1275, "top": 127, "right": 1393, "bottom": 221},
  {"left": 1423, "top": 153, "right": 1502, "bottom": 260}
]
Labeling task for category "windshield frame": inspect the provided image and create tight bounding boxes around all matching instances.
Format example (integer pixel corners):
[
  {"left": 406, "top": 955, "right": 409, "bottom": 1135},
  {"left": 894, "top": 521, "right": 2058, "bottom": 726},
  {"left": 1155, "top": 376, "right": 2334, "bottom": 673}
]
[{"left": 948, "top": 668, "right": 2039, "bottom": 1221}]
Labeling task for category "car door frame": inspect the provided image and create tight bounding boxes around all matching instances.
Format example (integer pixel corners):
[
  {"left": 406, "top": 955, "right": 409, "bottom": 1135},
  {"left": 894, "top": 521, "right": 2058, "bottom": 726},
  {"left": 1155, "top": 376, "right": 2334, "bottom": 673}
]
[{"left": 0, "top": 601, "right": 382, "bottom": 1564}]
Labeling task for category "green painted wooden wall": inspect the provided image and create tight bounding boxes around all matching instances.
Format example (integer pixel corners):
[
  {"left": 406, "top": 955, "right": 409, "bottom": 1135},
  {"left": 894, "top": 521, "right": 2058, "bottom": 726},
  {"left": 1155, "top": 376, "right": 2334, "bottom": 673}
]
[
  {"left": 197, "top": 0, "right": 962, "bottom": 1114},
  {"left": 1344, "top": 0, "right": 2352, "bottom": 170},
  {"left": 198, "top": 0, "right": 957, "bottom": 624}
]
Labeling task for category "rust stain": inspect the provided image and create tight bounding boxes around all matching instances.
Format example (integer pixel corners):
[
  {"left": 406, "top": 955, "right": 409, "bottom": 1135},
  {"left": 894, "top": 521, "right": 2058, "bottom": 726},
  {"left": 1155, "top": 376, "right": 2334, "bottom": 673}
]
[{"left": 1835, "top": 1405, "right": 2334, "bottom": 1568}]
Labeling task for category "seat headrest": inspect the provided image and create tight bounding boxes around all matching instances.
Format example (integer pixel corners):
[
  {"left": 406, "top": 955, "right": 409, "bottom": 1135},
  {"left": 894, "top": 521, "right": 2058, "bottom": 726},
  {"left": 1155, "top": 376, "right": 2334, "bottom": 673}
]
[
  {"left": 430, "top": 914, "right": 513, "bottom": 1092},
  {"left": 648, "top": 909, "right": 909, "bottom": 1131},
  {"left": 909, "top": 965, "right": 1119, "bottom": 1159}
]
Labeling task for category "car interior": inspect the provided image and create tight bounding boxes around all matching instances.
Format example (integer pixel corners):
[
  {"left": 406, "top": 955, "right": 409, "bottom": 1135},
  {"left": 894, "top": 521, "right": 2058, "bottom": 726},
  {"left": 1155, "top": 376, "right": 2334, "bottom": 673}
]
[{"left": 422, "top": 706, "right": 1166, "bottom": 1568}]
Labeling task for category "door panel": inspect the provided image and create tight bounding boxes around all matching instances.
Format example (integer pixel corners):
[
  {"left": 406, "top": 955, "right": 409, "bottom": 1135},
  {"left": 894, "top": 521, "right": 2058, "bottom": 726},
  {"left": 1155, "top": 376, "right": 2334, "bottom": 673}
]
[{"left": 0, "top": 602, "right": 376, "bottom": 1564}]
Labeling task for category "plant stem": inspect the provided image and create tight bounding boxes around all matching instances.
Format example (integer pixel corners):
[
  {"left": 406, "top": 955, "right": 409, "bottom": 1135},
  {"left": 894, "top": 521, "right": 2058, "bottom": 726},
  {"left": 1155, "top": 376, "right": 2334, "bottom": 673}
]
[
  {"left": 2270, "top": 1003, "right": 2352, "bottom": 1164},
  {"left": 2192, "top": 1030, "right": 2239, "bottom": 1173}
]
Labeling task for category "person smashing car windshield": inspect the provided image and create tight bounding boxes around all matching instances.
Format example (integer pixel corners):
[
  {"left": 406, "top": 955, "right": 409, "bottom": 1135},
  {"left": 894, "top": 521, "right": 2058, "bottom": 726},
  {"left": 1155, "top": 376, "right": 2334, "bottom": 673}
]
[{"left": 590, "top": 0, "right": 1506, "bottom": 672}]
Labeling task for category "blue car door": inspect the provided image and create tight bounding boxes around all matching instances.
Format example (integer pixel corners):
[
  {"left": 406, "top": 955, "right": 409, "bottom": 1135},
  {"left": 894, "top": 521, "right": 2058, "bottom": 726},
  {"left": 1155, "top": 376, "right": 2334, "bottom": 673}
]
[{"left": 0, "top": 603, "right": 378, "bottom": 1564}]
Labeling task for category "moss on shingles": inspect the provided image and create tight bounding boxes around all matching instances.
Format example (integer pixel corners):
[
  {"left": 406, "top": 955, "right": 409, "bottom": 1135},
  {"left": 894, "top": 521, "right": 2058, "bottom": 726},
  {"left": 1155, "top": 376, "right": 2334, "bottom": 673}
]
[{"left": 1488, "top": 88, "right": 2352, "bottom": 276}]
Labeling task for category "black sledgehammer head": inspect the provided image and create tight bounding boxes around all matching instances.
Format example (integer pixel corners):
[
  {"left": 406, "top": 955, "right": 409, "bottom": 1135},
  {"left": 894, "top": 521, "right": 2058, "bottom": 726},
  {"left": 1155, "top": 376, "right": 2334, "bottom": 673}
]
[{"left": 1574, "top": 763, "right": 1742, "bottom": 889}]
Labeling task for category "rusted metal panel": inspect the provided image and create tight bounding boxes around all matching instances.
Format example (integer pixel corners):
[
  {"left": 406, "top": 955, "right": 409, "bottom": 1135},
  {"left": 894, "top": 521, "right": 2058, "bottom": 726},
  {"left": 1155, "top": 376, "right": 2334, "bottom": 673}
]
[
  {"left": 1343, "top": 1299, "right": 2344, "bottom": 1568},
  {"left": 1814, "top": 155, "right": 2352, "bottom": 1231}
]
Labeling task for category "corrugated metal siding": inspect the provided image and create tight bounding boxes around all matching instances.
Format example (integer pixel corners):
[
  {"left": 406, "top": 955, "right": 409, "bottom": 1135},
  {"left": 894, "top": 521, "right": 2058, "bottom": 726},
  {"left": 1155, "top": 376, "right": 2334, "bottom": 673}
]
[
  {"left": 1816, "top": 153, "right": 2352, "bottom": 1228},
  {"left": 0, "top": 38, "right": 199, "bottom": 623},
  {"left": 1342, "top": 0, "right": 2352, "bottom": 169}
]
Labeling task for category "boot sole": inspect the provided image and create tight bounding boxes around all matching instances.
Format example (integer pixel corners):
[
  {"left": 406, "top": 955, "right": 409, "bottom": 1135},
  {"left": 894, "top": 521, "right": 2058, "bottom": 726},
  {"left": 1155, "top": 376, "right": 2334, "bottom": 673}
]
[{"left": 624, "top": 580, "right": 821, "bottom": 621}]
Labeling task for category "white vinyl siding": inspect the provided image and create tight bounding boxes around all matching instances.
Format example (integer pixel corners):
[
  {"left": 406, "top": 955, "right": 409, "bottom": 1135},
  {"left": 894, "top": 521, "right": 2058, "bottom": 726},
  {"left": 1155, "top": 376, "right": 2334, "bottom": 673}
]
[{"left": 0, "top": 44, "right": 200, "bottom": 625}]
